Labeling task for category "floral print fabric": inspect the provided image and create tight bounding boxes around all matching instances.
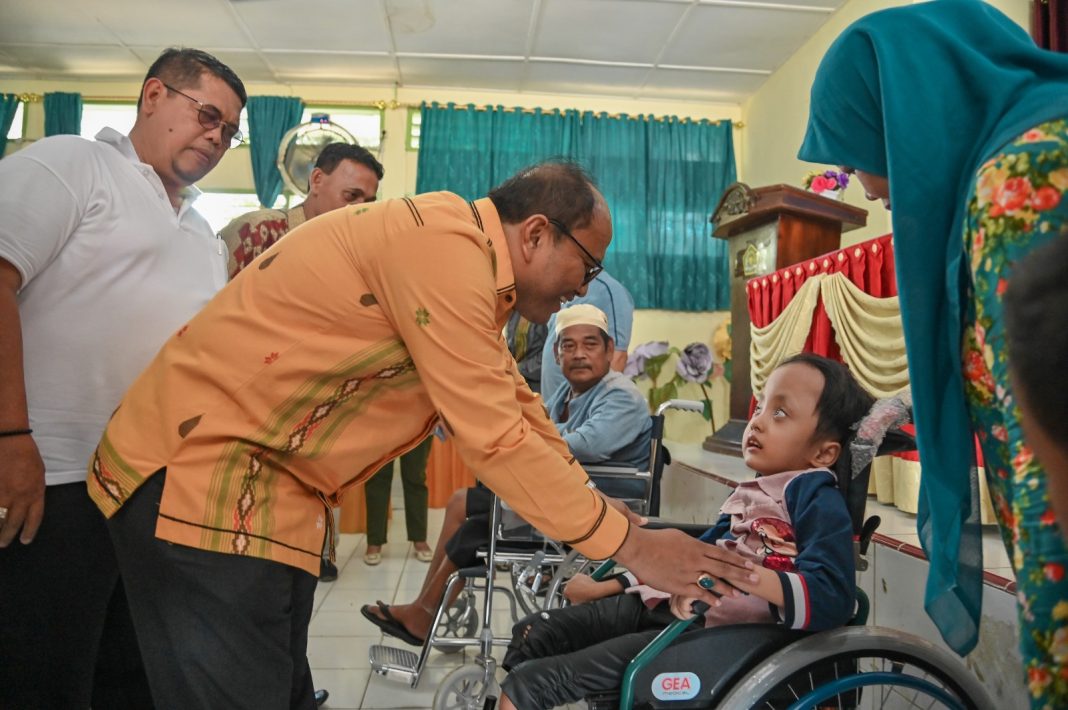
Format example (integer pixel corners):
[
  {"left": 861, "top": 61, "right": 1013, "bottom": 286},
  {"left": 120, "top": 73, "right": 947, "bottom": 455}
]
[{"left": 964, "top": 117, "right": 1068, "bottom": 708}]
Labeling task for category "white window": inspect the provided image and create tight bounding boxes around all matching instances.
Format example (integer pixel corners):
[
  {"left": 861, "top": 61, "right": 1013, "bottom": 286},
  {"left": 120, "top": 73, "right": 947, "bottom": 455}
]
[
  {"left": 6, "top": 102, "right": 24, "bottom": 140},
  {"left": 195, "top": 192, "right": 288, "bottom": 235},
  {"left": 80, "top": 103, "right": 137, "bottom": 140},
  {"left": 408, "top": 109, "right": 421, "bottom": 151},
  {"left": 302, "top": 107, "right": 382, "bottom": 150}
]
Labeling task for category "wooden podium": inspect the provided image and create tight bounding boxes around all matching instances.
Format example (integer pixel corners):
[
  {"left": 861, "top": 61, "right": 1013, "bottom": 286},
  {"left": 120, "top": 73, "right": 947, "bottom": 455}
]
[{"left": 704, "top": 183, "right": 868, "bottom": 456}]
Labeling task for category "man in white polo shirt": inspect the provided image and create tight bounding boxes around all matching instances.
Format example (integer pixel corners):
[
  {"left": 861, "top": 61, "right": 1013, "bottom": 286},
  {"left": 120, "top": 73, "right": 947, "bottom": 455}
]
[{"left": 0, "top": 48, "right": 245, "bottom": 708}]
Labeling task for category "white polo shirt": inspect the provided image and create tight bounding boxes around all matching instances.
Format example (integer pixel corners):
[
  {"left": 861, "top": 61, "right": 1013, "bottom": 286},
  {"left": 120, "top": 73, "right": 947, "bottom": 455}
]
[{"left": 0, "top": 128, "right": 227, "bottom": 485}]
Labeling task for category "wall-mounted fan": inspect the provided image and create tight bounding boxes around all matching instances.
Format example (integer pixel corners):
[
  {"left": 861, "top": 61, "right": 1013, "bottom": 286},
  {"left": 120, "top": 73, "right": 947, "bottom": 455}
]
[{"left": 276, "top": 114, "right": 357, "bottom": 197}]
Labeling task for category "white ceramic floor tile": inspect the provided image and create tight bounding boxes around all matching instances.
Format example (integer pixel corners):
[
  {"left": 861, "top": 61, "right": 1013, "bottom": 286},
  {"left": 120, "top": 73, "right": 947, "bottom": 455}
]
[
  {"left": 308, "top": 668, "right": 372, "bottom": 709},
  {"left": 308, "top": 636, "right": 378, "bottom": 670},
  {"left": 320, "top": 587, "right": 401, "bottom": 613},
  {"left": 360, "top": 665, "right": 458, "bottom": 708},
  {"left": 310, "top": 611, "right": 387, "bottom": 638}
]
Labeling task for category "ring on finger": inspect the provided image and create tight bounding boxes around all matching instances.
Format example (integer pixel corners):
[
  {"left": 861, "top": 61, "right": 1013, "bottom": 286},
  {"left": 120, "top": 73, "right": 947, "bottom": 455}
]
[{"left": 697, "top": 573, "right": 715, "bottom": 590}]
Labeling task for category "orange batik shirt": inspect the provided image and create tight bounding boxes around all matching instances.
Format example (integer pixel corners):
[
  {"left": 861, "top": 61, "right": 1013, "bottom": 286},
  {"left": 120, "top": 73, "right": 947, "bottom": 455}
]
[{"left": 88, "top": 193, "right": 629, "bottom": 575}]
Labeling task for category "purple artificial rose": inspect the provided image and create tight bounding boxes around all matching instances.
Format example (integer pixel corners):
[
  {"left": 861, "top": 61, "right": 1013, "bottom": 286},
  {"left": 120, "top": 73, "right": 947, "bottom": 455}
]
[
  {"left": 675, "top": 342, "right": 713, "bottom": 383},
  {"left": 839, "top": 172, "right": 850, "bottom": 188},
  {"left": 624, "top": 341, "right": 670, "bottom": 378}
]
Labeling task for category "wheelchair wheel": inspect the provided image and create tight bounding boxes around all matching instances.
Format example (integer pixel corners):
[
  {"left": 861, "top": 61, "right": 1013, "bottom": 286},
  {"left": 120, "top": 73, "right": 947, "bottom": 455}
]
[
  {"left": 436, "top": 592, "right": 479, "bottom": 655},
  {"left": 432, "top": 663, "right": 499, "bottom": 710},
  {"left": 715, "top": 626, "right": 994, "bottom": 709}
]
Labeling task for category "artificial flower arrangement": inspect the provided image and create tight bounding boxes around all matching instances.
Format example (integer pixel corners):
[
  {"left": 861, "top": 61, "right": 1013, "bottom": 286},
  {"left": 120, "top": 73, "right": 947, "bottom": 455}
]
[
  {"left": 624, "top": 341, "right": 728, "bottom": 432},
  {"left": 803, "top": 168, "right": 850, "bottom": 196}
]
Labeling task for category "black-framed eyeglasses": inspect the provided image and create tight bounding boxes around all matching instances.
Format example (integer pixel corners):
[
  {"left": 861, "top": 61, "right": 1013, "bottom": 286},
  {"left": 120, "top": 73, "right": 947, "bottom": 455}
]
[
  {"left": 163, "top": 83, "right": 244, "bottom": 148},
  {"left": 548, "top": 218, "right": 603, "bottom": 286}
]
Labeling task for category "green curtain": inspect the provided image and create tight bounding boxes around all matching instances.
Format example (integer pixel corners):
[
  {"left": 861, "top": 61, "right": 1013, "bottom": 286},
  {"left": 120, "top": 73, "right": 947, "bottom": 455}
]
[
  {"left": 44, "top": 92, "right": 82, "bottom": 136},
  {"left": 248, "top": 96, "right": 304, "bottom": 208},
  {"left": 416, "top": 102, "right": 578, "bottom": 199},
  {"left": 415, "top": 102, "right": 735, "bottom": 310},
  {"left": 0, "top": 94, "right": 20, "bottom": 158},
  {"left": 584, "top": 114, "right": 735, "bottom": 311}
]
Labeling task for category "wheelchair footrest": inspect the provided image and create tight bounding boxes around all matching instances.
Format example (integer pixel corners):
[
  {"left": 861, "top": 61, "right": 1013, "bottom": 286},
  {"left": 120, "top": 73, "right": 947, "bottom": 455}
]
[{"left": 369, "top": 644, "right": 420, "bottom": 685}]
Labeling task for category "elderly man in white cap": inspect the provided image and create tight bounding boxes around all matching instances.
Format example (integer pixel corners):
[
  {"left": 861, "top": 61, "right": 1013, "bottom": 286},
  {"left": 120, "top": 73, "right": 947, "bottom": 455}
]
[
  {"left": 546, "top": 303, "right": 650, "bottom": 469},
  {"left": 362, "top": 304, "right": 652, "bottom": 645}
]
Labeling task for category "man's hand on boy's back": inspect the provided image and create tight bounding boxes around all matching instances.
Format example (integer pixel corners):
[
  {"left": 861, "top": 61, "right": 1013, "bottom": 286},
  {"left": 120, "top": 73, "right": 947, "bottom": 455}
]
[{"left": 614, "top": 525, "right": 758, "bottom": 607}]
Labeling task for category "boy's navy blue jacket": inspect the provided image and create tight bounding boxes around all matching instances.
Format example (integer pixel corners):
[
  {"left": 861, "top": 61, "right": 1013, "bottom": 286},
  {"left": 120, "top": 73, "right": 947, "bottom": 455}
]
[{"left": 698, "top": 468, "right": 856, "bottom": 631}]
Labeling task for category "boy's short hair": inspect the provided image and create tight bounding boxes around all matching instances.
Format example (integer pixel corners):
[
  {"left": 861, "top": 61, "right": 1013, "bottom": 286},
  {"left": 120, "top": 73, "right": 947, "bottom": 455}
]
[
  {"left": 781, "top": 353, "right": 875, "bottom": 444},
  {"left": 1005, "top": 236, "right": 1068, "bottom": 442}
]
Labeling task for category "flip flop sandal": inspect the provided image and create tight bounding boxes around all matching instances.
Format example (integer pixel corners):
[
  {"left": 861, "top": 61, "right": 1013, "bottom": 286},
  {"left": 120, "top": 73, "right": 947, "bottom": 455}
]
[{"left": 360, "top": 601, "right": 424, "bottom": 647}]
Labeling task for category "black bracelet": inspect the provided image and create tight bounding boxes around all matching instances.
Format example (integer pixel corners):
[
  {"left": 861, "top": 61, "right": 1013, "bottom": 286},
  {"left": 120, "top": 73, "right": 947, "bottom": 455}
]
[{"left": 0, "top": 428, "right": 32, "bottom": 438}]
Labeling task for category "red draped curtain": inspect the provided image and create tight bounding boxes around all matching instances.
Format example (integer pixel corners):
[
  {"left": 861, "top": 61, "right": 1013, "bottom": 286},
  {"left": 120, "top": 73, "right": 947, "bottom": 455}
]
[
  {"left": 1033, "top": 0, "right": 1068, "bottom": 52},
  {"left": 747, "top": 233, "right": 896, "bottom": 359}
]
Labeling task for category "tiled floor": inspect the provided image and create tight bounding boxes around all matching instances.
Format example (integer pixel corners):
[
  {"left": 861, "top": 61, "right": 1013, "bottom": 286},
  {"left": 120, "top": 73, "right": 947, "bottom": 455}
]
[{"left": 309, "top": 508, "right": 519, "bottom": 710}]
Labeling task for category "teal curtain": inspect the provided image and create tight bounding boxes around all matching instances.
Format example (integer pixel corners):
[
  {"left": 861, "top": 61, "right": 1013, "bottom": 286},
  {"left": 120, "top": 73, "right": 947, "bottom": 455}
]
[
  {"left": 44, "top": 92, "right": 82, "bottom": 136},
  {"left": 586, "top": 114, "right": 735, "bottom": 311},
  {"left": 416, "top": 102, "right": 578, "bottom": 199},
  {"left": 248, "top": 96, "right": 304, "bottom": 208},
  {"left": 0, "top": 94, "right": 20, "bottom": 158},
  {"left": 415, "top": 102, "right": 735, "bottom": 310}
]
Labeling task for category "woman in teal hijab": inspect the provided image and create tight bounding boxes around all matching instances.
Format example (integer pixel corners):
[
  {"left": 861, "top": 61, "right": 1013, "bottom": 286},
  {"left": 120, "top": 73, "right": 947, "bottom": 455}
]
[{"left": 800, "top": 0, "right": 1068, "bottom": 705}]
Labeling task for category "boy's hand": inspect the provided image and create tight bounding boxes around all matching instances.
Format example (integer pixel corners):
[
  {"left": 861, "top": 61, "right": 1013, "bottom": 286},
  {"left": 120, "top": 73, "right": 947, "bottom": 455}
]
[
  {"left": 562, "top": 574, "right": 600, "bottom": 604},
  {"left": 669, "top": 594, "right": 705, "bottom": 620}
]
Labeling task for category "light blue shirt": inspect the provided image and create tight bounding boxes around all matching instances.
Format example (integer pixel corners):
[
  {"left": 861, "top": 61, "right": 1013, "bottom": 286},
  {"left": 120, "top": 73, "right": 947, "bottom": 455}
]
[
  {"left": 540, "top": 271, "right": 634, "bottom": 399},
  {"left": 546, "top": 371, "right": 651, "bottom": 469}
]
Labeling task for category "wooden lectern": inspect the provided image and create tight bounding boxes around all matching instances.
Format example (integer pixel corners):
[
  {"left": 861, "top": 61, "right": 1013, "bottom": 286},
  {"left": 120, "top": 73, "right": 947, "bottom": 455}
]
[{"left": 704, "top": 183, "right": 868, "bottom": 456}]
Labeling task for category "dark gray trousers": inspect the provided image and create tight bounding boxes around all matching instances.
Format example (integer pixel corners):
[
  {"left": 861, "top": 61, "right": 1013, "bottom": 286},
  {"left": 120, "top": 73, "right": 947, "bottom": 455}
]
[{"left": 107, "top": 470, "right": 317, "bottom": 710}]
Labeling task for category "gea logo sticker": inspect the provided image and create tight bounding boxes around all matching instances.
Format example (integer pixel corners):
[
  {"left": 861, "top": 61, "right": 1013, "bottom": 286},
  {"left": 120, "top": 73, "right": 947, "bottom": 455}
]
[{"left": 651, "top": 672, "right": 700, "bottom": 700}]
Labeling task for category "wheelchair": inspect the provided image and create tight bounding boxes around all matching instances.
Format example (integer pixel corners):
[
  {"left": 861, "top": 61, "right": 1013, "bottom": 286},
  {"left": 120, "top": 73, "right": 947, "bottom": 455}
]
[
  {"left": 561, "top": 393, "right": 994, "bottom": 710},
  {"left": 367, "top": 400, "right": 705, "bottom": 707},
  {"left": 376, "top": 393, "right": 997, "bottom": 709}
]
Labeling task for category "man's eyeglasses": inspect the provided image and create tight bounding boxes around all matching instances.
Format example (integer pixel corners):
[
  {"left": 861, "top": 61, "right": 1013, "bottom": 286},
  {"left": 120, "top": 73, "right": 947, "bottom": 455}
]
[
  {"left": 163, "top": 83, "right": 244, "bottom": 149},
  {"left": 548, "top": 218, "right": 603, "bottom": 286}
]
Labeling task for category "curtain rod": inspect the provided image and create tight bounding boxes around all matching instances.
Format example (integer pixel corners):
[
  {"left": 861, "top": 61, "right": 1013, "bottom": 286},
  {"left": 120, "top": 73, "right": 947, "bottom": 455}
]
[
  {"left": 11, "top": 93, "right": 743, "bottom": 128},
  {"left": 429, "top": 102, "right": 741, "bottom": 127}
]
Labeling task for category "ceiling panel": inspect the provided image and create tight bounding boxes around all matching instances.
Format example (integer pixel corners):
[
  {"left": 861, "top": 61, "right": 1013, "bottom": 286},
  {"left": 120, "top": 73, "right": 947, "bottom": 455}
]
[
  {"left": 3, "top": 45, "right": 145, "bottom": 77},
  {"left": 268, "top": 52, "right": 398, "bottom": 83},
  {"left": 389, "top": 0, "right": 534, "bottom": 56},
  {"left": 233, "top": 0, "right": 393, "bottom": 52},
  {"left": 641, "top": 66, "right": 769, "bottom": 102},
  {"left": 524, "top": 60, "right": 652, "bottom": 96},
  {"left": 399, "top": 57, "right": 526, "bottom": 91},
  {"left": 0, "top": 0, "right": 849, "bottom": 104},
  {"left": 83, "top": 0, "right": 250, "bottom": 48},
  {"left": 661, "top": 4, "right": 833, "bottom": 71},
  {"left": 0, "top": 1, "right": 111, "bottom": 45},
  {"left": 127, "top": 47, "right": 275, "bottom": 83},
  {"left": 535, "top": 0, "right": 686, "bottom": 65}
]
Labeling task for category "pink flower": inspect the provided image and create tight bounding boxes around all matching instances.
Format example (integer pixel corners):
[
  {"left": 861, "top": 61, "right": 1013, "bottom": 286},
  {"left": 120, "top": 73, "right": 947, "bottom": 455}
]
[
  {"left": 1031, "top": 186, "right": 1061, "bottom": 212},
  {"left": 993, "top": 177, "right": 1033, "bottom": 214},
  {"left": 811, "top": 175, "right": 831, "bottom": 192}
]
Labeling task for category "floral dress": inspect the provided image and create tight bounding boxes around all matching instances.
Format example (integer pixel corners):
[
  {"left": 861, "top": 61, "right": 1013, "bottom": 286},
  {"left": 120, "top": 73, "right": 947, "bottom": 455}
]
[{"left": 963, "top": 117, "right": 1068, "bottom": 708}]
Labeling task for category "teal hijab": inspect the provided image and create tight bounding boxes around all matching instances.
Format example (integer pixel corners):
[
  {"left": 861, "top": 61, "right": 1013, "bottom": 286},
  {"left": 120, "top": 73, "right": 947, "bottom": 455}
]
[{"left": 800, "top": 0, "right": 1068, "bottom": 655}]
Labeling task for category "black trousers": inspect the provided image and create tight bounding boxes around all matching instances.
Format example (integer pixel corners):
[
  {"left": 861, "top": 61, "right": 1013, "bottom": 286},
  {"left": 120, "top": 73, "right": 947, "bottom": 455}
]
[
  {"left": 107, "top": 470, "right": 317, "bottom": 710},
  {"left": 501, "top": 593, "right": 693, "bottom": 710},
  {"left": 0, "top": 481, "right": 152, "bottom": 710}
]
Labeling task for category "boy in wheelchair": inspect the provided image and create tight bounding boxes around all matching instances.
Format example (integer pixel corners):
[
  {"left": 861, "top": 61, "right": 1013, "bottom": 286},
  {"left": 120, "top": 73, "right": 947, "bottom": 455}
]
[{"left": 497, "top": 353, "right": 874, "bottom": 710}]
